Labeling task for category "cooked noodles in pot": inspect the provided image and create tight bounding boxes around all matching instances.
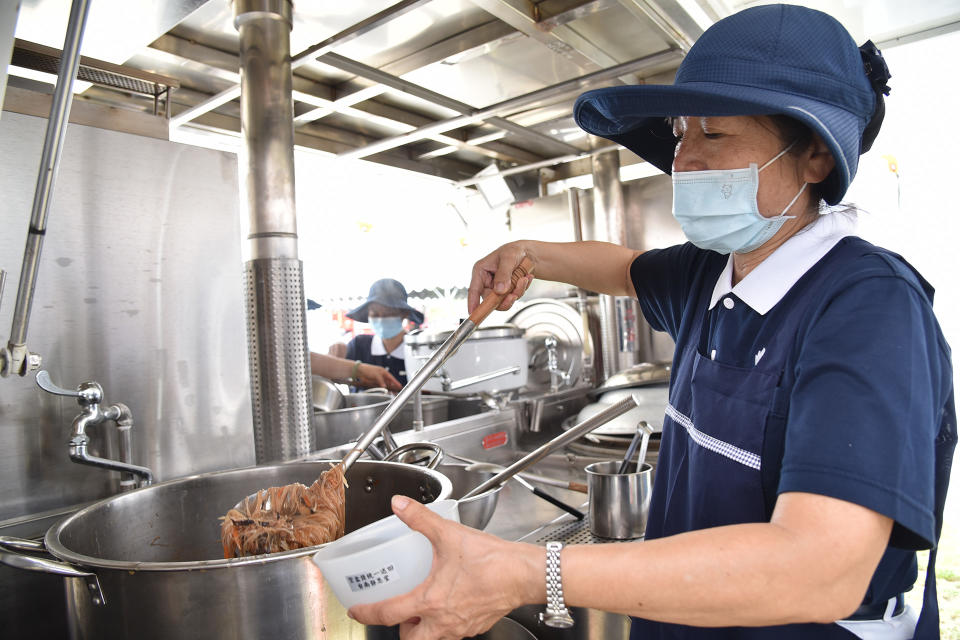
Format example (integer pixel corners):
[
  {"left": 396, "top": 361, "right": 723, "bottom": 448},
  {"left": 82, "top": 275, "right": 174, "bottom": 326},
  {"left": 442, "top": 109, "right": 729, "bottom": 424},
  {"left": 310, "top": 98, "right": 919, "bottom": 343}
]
[{"left": 220, "top": 463, "right": 347, "bottom": 558}]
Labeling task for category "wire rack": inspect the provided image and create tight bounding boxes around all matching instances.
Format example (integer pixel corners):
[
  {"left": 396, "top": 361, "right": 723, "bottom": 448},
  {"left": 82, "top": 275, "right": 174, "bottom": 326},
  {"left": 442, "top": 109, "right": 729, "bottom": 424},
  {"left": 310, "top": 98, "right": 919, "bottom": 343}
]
[{"left": 530, "top": 516, "right": 642, "bottom": 546}]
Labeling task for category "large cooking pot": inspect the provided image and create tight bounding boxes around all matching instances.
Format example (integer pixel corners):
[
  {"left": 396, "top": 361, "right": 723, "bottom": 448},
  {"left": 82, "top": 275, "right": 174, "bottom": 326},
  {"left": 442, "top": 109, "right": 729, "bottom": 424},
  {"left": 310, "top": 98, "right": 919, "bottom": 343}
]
[
  {"left": 312, "top": 392, "right": 448, "bottom": 450},
  {"left": 0, "top": 460, "right": 451, "bottom": 639},
  {"left": 404, "top": 325, "right": 528, "bottom": 393}
]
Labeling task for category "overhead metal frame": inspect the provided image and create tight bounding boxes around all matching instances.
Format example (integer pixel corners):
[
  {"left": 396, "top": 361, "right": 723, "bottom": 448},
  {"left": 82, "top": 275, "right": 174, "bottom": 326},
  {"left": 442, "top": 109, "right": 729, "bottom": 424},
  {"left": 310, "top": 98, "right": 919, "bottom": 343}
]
[{"left": 151, "top": 0, "right": 711, "bottom": 181}]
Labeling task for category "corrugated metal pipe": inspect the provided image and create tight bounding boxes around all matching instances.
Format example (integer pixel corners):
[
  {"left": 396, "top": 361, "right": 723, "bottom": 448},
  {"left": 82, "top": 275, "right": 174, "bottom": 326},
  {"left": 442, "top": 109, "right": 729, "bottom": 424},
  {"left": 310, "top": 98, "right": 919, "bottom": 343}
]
[
  {"left": 591, "top": 143, "right": 641, "bottom": 381},
  {"left": 234, "top": 0, "right": 313, "bottom": 463}
]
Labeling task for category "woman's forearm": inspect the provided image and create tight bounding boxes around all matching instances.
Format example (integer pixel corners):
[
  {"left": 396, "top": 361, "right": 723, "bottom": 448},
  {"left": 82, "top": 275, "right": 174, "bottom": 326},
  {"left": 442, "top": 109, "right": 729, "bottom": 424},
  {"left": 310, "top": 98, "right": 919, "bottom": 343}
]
[
  {"left": 516, "top": 240, "right": 642, "bottom": 297},
  {"left": 513, "top": 492, "right": 891, "bottom": 627},
  {"left": 310, "top": 352, "right": 353, "bottom": 382}
]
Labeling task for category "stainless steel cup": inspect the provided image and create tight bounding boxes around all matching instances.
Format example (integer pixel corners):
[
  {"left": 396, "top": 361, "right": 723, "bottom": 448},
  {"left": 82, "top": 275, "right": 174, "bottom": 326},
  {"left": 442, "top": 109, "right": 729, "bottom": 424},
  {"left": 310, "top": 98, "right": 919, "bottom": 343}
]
[{"left": 585, "top": 460, "right": 653, "bottom": 539}]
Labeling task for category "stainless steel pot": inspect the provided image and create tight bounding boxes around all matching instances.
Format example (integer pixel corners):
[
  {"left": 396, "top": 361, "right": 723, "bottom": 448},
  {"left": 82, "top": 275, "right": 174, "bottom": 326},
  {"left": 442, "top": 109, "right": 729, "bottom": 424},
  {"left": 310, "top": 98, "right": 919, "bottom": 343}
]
[
  {"left": 312, "top": 393, "right": 448, "bottom": 450},
  {"left": 0, "top": 460, "right": 451, "bottom": 639}
]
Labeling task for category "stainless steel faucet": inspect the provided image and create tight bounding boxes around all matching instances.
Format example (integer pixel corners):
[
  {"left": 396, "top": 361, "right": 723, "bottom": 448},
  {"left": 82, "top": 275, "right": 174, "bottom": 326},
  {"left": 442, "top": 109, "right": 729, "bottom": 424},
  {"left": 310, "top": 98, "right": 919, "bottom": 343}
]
[
  {"left": 545, "top": 336, "right": 571, "bottom": 392},
  {"left": 36, "top": 370, "right": 153, "bottom": 489}
]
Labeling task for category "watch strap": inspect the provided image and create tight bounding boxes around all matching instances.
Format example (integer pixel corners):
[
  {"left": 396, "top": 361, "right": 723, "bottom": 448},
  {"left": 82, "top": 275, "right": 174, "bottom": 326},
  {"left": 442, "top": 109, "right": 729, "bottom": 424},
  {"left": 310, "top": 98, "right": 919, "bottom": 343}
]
[{"left": 539, "top": 540, "right": 574, "bottom": 629}]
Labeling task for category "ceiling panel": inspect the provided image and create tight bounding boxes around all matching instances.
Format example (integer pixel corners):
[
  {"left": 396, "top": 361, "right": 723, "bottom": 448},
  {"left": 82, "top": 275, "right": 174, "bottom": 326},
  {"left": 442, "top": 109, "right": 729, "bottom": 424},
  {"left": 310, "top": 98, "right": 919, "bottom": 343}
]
[{"left": 8, "top": 0, "right": 960, "bottom": 184}]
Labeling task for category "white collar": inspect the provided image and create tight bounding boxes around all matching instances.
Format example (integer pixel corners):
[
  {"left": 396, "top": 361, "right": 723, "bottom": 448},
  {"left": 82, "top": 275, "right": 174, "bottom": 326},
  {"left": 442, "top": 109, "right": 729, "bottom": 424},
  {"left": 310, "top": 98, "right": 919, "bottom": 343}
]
[
  {"left": 370, "top": 334, "right": 406, "bottom": 358},
  {"left": 708, "top": 213, "right": 856, "bottom": 315}
]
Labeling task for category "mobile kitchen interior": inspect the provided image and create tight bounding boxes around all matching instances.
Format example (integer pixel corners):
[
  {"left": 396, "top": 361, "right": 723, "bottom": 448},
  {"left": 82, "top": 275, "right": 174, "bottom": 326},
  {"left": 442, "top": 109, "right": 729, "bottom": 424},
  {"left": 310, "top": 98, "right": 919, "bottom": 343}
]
[{"left": 1, "top": 1, "right": 958, "bottom": 638}]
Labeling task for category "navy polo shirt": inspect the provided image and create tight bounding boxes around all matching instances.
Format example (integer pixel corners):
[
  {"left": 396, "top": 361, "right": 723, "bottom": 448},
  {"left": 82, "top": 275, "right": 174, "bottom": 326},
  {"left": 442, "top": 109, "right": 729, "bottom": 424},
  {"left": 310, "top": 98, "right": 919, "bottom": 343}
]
[
  {"left": 629, "top": 214, "right": 955, "bottom": 637},
  {"left": 345, "top": 334, "right": 408, "bottom": 385}
]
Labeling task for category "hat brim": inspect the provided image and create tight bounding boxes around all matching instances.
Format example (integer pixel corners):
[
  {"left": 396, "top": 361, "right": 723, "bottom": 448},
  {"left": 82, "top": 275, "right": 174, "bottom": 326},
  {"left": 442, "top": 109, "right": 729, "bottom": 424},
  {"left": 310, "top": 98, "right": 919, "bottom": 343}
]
[
  {"left": 574, "top": 81, "right": 865, "bottom": 205},
  {"left": 346, "top": 300, "right": 424, "bottom": 325}
]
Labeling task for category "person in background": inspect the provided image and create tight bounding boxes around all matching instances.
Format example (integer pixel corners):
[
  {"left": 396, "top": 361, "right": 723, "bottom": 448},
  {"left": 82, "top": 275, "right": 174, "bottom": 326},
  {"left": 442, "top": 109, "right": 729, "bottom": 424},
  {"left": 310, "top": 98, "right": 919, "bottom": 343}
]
[
  {"left": 342, "top": 278, "right": 424, "bottom": 387},
  {"left": 305, "top": 297, "right": 402, "bottom": 391},
  {"left": 350, "top": 5, "right": 955, "bottom": 640}
]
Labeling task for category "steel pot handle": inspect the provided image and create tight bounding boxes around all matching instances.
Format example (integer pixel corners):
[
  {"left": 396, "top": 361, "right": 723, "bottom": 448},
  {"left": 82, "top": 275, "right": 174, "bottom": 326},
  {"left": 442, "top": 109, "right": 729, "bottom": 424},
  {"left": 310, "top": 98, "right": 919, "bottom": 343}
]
[
  {"left": 0, "top": 536, "right": 107, "bottom": 606},
  {"left": 0, "top": 535, "right": 46, "bottom": 553},
  {"left": 383, "top": 442, "right": 444, "bottom": 469}
]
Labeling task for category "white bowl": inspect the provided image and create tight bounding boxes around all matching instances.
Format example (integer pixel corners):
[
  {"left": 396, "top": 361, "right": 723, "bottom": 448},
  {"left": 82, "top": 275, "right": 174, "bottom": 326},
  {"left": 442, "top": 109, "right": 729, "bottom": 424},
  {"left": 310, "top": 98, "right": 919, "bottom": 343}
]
[{"left": 311, "top": 499, "right": 460, "bottom": 608}]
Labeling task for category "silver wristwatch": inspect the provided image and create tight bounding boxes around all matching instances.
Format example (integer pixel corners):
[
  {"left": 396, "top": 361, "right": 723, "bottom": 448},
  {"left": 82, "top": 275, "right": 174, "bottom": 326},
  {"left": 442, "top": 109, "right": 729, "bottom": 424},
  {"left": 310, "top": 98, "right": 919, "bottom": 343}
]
[{"left": 539, "top": 541, "right": 575, "bottom": 629}]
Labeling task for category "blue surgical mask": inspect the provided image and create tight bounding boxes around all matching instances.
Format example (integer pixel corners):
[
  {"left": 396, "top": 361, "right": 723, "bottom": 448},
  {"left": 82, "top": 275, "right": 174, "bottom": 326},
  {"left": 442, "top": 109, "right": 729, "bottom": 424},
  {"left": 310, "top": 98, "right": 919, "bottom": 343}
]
[
  {"left": 671, "top": 143, "right": 807, "bottom": 254},
  {"left": 370, "top": 316, "right": 404, "bottom": 339}
]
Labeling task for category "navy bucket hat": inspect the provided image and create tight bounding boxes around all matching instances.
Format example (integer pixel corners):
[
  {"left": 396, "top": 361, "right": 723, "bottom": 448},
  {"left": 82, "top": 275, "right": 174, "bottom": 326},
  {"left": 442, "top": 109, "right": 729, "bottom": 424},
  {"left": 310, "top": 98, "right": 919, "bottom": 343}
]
[
  {"left": 573, "top": 4, "right": 886, "bottom": 205},
  {"left": 346, "top": 278, "right": 424, "bottom": 325}
]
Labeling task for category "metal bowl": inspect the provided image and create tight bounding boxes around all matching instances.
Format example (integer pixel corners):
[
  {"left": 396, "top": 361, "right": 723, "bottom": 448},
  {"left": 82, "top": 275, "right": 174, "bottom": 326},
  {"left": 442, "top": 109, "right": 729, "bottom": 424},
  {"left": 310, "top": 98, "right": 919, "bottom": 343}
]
[
  {"left": 312, "top": 375, "right": 345, "bottom": 411},
  {"left": 438, "top": 463, "right": 503, "bottom": 530}
]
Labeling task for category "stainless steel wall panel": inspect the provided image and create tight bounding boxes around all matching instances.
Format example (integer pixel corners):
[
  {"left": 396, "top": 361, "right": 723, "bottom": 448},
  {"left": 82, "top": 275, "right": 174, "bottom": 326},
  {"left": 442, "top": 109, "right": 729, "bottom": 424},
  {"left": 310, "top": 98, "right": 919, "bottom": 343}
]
[
  {"left": 0, "top": 110, "right": 254, "bottom": 522},
  {"left": 622, "top": 174, "right": 684, "bottom": 363}
]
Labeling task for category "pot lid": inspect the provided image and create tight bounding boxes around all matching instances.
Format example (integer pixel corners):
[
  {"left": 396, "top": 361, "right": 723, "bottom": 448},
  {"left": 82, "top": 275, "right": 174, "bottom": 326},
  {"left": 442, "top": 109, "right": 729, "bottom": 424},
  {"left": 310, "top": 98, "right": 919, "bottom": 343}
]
[
  {"left": 598, "top": 361, "right": 671, "bottom": 392},
  {"left": 404, "top": 324, "right": 524, "bottom": 346},
  {"left": 507, "top": 299, "right": 587, "bottom": 392}
]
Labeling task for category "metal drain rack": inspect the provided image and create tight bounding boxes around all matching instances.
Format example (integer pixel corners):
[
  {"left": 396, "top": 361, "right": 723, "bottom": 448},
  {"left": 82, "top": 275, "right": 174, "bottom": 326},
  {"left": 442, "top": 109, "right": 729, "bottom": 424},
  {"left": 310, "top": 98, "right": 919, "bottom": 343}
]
[{"left": 517, "top": 506, "right": 643, "bottom": 547}]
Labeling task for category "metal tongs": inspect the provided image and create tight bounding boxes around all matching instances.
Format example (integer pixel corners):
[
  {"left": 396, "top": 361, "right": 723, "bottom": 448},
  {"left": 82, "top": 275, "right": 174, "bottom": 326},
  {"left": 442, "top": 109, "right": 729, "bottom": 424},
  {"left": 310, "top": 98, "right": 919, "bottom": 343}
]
[{"left": 618, "top": 421, "right": 654, "bottom": 474}]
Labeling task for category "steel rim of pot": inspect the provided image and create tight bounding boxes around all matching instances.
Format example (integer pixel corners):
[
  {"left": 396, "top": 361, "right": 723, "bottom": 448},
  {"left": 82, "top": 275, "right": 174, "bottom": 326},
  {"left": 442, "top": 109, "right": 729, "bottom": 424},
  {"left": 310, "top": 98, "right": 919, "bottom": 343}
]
[{"left": 41, "top": 460, "right": 452, "bottom": 572}]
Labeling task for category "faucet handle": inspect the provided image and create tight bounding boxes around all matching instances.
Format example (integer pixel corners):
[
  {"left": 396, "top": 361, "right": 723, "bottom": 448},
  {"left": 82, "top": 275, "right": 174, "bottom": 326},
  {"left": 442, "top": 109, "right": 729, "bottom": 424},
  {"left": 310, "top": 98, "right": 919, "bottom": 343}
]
[
  {"left": 36, "top": 370, "right": 79, "bottom": 397},
  {"left": 36, "top": 370, "right": 103, "bottom": 405}
]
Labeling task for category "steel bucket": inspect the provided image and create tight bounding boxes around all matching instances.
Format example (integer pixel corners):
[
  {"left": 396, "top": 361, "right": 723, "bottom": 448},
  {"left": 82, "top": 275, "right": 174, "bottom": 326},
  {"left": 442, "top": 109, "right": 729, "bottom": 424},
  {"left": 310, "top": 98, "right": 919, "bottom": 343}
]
[
  {"left": 585, "top": 460, "right": 653, "bottom": 540},
  {"left": 1, "top": 460, "right": 451, "bottom": 639}
]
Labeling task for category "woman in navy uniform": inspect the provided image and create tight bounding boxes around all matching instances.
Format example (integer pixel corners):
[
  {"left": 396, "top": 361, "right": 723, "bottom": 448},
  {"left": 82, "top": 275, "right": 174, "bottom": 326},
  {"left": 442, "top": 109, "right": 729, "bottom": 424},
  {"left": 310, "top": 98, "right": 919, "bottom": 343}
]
[
  {"left": 343, "top": 278, "right": 424, "bottom": 388},
  {"left": 350, "top": 5, "right": 955, "bottom": 640}
]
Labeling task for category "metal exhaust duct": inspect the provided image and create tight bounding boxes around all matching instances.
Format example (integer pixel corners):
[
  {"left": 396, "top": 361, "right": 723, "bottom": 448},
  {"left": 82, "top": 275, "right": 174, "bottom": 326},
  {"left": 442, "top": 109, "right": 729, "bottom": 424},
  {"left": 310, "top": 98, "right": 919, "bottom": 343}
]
[
  {"left": 234, "top": 0, "right": 313, "bottom": 463},
  {"left": 591, "top": 142, "right": 641, "bottom": 380}
]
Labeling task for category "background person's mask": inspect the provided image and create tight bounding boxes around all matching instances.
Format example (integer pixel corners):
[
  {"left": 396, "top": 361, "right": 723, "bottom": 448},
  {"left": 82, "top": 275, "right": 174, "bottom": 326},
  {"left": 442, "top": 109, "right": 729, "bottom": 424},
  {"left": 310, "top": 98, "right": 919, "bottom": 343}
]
[
  {"left": 671, "top": 143, "right": 806, "bottom": 254},
  {"left": 370, "top": 316, "right": 405, "bottom": 340}
]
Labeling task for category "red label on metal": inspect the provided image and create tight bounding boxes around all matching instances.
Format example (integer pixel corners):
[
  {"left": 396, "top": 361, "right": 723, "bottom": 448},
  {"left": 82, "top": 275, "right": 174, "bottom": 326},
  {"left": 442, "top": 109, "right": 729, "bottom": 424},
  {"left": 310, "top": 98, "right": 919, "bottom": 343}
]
[{"left": 481, "top": 431, "right": 509, "bottom": 450}]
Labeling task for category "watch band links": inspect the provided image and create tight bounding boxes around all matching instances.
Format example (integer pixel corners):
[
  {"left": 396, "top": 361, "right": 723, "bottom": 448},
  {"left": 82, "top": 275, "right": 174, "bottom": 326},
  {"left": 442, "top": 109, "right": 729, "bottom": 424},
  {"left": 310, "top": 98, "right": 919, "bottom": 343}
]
[{"left": 539, "top": 540, "right": 575, "bottom": 629}]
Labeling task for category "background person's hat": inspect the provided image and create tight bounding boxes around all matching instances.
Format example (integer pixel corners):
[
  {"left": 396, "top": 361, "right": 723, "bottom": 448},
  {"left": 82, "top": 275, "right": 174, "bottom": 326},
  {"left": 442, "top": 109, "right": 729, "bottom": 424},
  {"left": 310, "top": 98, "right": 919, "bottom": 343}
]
[
  {"left": 346, "top": 278, "right": 424, "bottom": 325},
  {"left": 573, "top": 4, "right": 885, "bottom": 205}
]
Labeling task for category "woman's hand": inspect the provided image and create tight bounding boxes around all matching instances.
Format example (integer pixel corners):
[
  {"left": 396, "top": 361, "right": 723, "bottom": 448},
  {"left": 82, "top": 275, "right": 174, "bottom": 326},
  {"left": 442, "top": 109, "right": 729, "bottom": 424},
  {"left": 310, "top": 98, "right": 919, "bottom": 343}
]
[
  {"left": 468, "top": 242, "right": 535, "bottom": 314},
  {"left": 348, "top": 496, "right": 543, "bottom": 640},
  {"left": 357, "top": 364, "right": 402, "bottom": 391}
]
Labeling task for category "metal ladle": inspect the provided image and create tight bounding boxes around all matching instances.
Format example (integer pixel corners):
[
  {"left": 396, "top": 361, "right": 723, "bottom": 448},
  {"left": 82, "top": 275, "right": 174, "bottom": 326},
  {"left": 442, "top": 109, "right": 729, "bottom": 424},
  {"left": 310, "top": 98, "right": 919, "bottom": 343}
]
[{"left": 230, "top": 257, "right": 534, "bottom": 512}]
